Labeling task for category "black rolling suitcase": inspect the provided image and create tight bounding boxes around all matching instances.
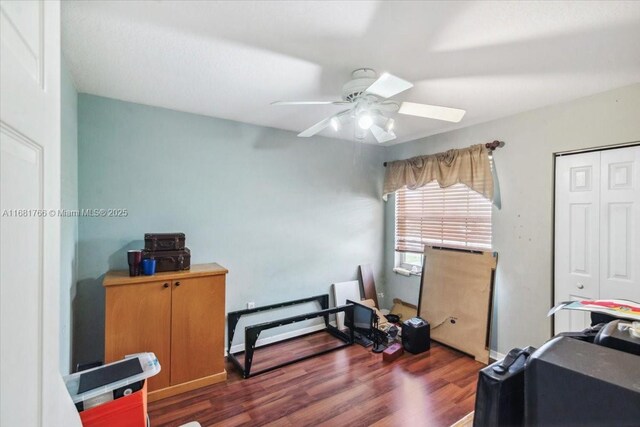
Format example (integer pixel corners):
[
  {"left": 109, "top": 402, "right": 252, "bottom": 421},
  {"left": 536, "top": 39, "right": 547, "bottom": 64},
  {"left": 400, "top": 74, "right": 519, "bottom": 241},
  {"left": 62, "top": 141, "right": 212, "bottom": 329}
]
[{"left": 473, "top": 346, "right": 535, "bottom": 427}]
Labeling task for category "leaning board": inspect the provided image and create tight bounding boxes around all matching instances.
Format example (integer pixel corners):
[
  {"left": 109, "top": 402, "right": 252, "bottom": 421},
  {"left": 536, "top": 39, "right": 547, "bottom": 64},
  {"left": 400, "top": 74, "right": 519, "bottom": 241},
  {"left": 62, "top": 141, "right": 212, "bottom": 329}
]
[
  {"left": 418, "top": 246, "right": 497, "bottom": 364},
  {"left": 332, "top": 281, "right": 362, "bottom": 329}
]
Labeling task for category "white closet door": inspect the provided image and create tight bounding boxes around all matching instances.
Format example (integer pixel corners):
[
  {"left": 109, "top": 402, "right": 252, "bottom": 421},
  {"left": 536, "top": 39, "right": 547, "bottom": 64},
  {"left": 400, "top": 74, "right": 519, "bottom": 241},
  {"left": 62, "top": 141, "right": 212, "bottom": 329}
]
[
  {"left": 599, "top": 146, "right": 640, "bottom": 302},
  {"left": 554, "top": 145, "right": 640, "bottom": 335},
  {"left": 1, "top": 1, "right": 80, "bottom": 425},
  {"left": 554, "top": 152, "right": 600, "bottom": 334}
]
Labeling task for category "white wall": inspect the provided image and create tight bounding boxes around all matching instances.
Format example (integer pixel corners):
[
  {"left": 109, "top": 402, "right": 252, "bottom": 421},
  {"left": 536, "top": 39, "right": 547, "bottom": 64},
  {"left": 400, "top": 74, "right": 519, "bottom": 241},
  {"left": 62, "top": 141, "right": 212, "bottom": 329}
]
[{"left": 382, "top": 84, "right": 640, "bottom": 354}]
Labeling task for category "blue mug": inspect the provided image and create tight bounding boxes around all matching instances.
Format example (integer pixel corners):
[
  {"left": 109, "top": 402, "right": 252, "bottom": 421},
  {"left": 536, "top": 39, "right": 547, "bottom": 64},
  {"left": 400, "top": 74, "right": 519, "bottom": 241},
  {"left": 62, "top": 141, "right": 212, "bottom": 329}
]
[{"left": 141, "top": 259, "right": 157, "bottom": 276}]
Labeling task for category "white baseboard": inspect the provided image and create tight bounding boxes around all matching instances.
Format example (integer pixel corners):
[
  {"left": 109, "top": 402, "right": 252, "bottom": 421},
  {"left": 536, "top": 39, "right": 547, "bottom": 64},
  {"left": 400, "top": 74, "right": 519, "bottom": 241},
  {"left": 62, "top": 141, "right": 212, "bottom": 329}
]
[
  {"left": 228, "top": 324, "right": 326, "bottom": 354},
  {"left": 489, "top": 349, "right": 506, "bottom": 361}
]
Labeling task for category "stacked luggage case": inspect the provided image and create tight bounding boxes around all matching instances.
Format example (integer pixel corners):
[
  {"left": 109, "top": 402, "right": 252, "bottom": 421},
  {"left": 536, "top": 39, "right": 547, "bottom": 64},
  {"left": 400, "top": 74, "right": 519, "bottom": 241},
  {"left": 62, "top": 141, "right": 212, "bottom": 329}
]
[{"left": 142, "top": 233, "right": 191, "bottom": 272}]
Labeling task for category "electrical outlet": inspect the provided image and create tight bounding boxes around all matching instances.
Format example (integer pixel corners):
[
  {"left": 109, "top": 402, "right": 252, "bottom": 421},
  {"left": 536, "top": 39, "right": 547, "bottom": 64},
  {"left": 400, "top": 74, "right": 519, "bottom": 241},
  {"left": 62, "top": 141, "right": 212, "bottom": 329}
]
[
  {"left": 377, "top": 292, "right": 384, "bottom": 298},
  {"left": 247, "top": 302, "right": 255, "bottom": 309}
]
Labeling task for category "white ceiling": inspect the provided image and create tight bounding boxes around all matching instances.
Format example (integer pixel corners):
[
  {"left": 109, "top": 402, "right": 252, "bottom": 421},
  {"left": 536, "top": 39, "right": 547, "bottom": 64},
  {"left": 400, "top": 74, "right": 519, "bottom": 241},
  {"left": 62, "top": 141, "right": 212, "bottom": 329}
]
[{"left": 61, "top": 1, "right": 640, "bottom": 145}]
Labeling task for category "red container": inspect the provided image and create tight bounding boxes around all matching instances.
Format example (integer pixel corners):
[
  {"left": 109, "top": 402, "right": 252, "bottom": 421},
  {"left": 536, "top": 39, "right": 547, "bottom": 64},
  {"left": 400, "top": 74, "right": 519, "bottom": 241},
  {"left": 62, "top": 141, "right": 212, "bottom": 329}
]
[
  {"left": 382, "top": 343, "right": 404, "bottom": 362},
  {"left": 79, "top": 382, "right": 147, "bottom": 427}
]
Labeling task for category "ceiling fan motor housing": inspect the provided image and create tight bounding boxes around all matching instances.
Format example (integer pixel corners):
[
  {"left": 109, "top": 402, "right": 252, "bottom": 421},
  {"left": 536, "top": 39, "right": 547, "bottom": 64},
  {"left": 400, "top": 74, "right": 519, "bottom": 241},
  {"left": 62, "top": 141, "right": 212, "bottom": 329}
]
[{"left": 342, "top": 68, "right": 378, "bottom": 102}]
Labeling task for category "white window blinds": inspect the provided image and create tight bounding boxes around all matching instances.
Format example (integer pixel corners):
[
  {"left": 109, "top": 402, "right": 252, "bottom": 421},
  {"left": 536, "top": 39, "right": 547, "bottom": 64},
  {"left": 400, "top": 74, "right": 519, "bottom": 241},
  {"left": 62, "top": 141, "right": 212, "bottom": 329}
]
[{"left": 395, "top": 181, "right": 492, "bottom": 253}]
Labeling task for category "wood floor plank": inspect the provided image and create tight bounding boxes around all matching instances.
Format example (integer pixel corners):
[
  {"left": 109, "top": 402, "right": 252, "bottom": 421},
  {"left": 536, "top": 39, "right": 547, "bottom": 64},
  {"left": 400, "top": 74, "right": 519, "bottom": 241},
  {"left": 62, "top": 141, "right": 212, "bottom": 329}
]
[
  {"left": 208, "top": 412, "right": 252, "bottom": 427},
  {"left": 285, "top": 382, "right": 374, "bottom": 426},
  {"left": 243, "top": 392, "right": 310, "bottom": 426},
  {"left": 148, "top": 332, "right": 482, "bottom": 427}
]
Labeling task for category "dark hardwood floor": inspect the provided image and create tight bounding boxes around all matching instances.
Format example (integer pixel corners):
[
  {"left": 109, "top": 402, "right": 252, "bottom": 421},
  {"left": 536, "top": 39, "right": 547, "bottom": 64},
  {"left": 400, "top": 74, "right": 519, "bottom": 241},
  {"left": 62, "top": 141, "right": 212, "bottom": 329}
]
[{"left": 148, "top": 332, "right": 483, "bottom": 427}]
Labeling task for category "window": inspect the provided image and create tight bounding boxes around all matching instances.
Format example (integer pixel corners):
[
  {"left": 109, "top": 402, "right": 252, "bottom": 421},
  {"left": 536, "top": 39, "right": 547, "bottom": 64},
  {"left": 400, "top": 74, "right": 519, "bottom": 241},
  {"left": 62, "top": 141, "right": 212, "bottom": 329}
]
[
  {"left": 395, "top": 181, "right": 492, "bottom": 255},
  {"left": 398, "top": 251, "right": 423, "bottom": 275}
]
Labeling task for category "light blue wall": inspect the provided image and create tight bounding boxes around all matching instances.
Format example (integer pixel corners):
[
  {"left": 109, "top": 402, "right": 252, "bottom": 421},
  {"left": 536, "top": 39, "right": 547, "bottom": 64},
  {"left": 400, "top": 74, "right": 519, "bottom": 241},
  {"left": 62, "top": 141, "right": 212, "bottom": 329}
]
[
  {"left": 60, "top": 59, "right": 78, "bottom": 374},
  {"left": 75, "top": 95, "right": 386, "bottom": 364},
  {"left": 383, "top": 84, "right": 640, "bottom": 356}
]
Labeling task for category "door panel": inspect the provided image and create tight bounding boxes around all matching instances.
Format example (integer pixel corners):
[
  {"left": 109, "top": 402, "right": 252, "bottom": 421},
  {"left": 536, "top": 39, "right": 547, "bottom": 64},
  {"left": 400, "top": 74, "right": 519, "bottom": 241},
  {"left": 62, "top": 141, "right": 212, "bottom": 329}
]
[
  {"left": 600, "top": 146, "right": 640, "bottom": 301},
  {"left": 569, "top": 203, "right": 591, "bottom": 275},
  {"left": 0, "top": 0, "right": 42, "bottom": 83},
  {"left": 171, "top": 276, "right": 225, "bottom": 385},
  {"left": 1, "top": 1, "right": 80, "bottom": 425},
  {"left": 1, "top": 124, "right": 43, "bottom": 427},
  {"left": 105, "top": 281, "right": 172, "bottom": 391},
  {"left": 554, "top": 152, "right": 600, "bottom": 334}
]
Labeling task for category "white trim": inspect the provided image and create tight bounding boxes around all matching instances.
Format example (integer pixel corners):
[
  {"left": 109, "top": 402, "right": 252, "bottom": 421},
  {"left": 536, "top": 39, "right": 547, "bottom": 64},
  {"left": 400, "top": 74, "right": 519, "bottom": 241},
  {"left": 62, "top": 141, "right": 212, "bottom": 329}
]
[
  {"left": 555, "top": 141, "right": 639, "bottom": 156},
  {"left": 228, "top": 324, "right": 326, "bottom": 354},
  {"left": 393, "top": 267, "right": 413, "bottom": 276},
  {"left": 490, "top": 349, "right": 505, "bottom": 361}
]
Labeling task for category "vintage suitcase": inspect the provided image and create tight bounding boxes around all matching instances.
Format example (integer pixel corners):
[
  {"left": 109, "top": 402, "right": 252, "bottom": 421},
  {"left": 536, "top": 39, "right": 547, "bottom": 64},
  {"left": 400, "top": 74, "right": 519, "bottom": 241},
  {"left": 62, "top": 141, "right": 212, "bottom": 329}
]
[
  {"left": 473, "top": 346, "right": 535, "bottom": 427},
  {"left": 144, "top": 233, "right": 186, "bottom": 252},
  {"left": 142, "top": 248, "right": 190, "bottom": 272}
]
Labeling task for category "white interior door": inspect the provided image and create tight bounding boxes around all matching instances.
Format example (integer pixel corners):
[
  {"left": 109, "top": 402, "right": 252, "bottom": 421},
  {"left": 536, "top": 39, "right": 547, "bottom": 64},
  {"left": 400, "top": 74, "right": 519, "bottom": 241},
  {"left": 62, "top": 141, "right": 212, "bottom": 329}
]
[
  {"left": 1, "top": 1, "right": 80, "bottom": 425},
  {"left": 599, "top": 146, "right": 640, "bottom": 301},
  {"left": 554, "top": 145, "right": 640, "bottom": 335},
  {"left": 554, "top": 152, "right": 600, "bottom": 333}
]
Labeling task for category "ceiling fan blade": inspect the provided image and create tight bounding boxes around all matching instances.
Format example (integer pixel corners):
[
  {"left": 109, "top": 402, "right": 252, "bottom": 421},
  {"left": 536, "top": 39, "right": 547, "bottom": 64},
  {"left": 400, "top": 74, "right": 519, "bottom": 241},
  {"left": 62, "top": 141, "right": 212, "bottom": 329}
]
[
  {"left": 365, "top": 73, "right": 413, "bottom": 98},
  {"left": 375, "top": 101, "right": 400, "bottom": 112},
  {"left": 370, "top": 125, "right": 397, "bottom": 143},
  {"left": 272, "top": 100, "right": 353, "bottom": 106},
  {"left": 298, "top": 109, "right": 351, "bottom": 138},
  {"left": 399, "top": 102, "right": 466, "bottom": 123}
]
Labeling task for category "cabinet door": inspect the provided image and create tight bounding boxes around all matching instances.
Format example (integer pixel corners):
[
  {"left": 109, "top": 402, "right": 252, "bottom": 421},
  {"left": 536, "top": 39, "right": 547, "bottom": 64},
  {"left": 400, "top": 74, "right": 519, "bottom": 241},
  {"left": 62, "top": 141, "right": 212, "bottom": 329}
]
[
  {"left": 105, "top": 280, "right": 171, "bottom": 390},
  {"left": 171, "top": 275, "right": 225, "bottom": 385}
]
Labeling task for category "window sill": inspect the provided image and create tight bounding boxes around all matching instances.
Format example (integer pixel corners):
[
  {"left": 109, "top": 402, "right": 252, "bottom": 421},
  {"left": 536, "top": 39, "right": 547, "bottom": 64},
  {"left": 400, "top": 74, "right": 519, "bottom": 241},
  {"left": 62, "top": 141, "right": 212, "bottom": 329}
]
[{"left": 393, "top": 267, "right": 421, "bottom": 277}]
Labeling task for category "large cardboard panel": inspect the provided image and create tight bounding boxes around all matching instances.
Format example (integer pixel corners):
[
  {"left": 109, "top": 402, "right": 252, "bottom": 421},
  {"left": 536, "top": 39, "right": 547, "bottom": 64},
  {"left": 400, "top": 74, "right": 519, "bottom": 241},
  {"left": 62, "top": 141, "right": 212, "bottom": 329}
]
[{"left": 418, "top": 246, "right": 497, "bottom": 364}]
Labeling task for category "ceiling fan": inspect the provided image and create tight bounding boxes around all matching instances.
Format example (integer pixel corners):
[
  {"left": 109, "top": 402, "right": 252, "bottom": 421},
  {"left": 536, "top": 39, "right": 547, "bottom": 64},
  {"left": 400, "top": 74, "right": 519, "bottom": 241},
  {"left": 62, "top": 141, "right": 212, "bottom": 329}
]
[{"left": 271, "top": 68, "right": 466, "bottom": 143}]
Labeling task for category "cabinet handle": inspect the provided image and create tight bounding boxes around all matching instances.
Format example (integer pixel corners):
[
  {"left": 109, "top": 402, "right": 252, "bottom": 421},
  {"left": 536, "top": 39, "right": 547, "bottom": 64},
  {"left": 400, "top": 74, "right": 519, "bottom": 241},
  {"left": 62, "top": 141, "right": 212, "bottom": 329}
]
[
  {"left": 163, "top": 283, "right": 169, "bottom": 288},
  {"left": 577, "top": 283, "right": 584, "bottom": 289},
  {"left": 175, "top": 281, "right": 181, "bottom": 287}
]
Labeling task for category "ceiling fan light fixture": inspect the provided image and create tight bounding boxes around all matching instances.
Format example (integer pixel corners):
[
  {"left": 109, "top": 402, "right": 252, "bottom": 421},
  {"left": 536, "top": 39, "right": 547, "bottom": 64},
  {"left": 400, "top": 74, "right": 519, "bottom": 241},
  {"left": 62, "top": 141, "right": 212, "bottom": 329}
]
[
  {"left": 357, "top": 112, "right": 373, "bottom": 130},
  {"left": 355, "top": 126, "right": 367, "bottom": 140}
]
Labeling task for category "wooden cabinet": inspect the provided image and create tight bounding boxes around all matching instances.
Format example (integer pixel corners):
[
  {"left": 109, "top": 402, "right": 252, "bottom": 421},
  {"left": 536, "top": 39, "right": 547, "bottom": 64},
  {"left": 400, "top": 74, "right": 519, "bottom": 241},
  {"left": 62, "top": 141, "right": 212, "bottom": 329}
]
[
  {"left": 104, "top": 279, "right": 172, "bottom": 391},
  {"left": 104, "top": 263, "right": 227, "bottom": 402}
]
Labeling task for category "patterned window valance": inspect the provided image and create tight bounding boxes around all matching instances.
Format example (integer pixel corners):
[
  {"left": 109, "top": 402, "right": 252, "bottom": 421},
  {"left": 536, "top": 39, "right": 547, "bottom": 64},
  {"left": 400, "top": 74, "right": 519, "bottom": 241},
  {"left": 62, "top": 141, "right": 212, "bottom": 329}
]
[{"left": 383, "top": 144, "right": 494, "bottom": 201}]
